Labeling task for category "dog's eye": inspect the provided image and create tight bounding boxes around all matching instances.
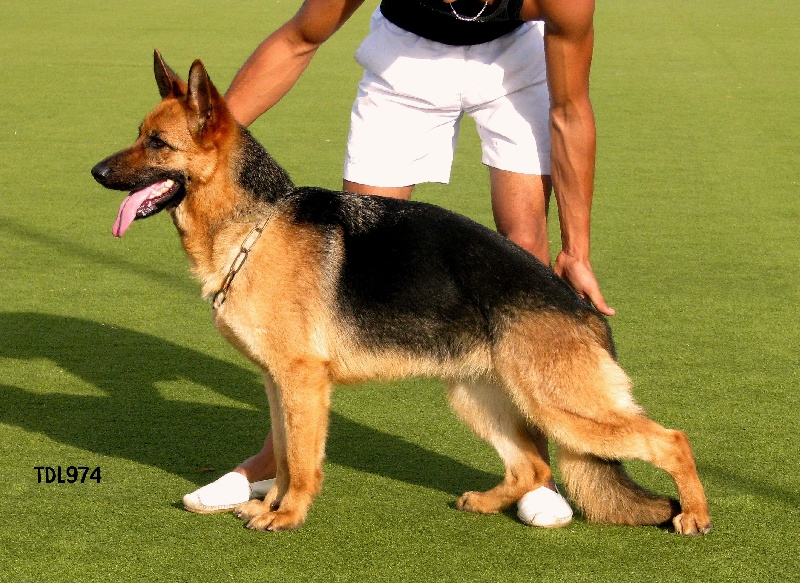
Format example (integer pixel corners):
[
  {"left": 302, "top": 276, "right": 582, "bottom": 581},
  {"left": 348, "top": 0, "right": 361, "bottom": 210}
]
[{"left": 146, "top": 135, "right": 172, "bottom": 150}]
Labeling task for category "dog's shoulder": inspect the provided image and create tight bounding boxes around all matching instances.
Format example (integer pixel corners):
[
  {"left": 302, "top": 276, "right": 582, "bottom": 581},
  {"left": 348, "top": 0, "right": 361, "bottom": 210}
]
[
  {"left": 281, "top": 186, "right": 490, "bottom": 243},
  {"left": 281, "top": 187, "right": 387, "bottom": 235}
]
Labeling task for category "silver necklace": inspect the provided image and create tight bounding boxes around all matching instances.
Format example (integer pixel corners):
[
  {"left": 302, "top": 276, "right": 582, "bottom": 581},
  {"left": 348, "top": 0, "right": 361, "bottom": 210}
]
[{"left": 448, "top": 0, "right": 490, "bottom": 22}]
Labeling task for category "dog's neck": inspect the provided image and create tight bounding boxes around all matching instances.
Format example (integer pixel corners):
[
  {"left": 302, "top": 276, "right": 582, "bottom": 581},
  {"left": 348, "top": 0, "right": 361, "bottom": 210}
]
[
  {"left": 235, "top": 128, "right": 294, "bottom": 203},
  {"left": 171, "top": 126, "right": 294, "bottom": 300}
]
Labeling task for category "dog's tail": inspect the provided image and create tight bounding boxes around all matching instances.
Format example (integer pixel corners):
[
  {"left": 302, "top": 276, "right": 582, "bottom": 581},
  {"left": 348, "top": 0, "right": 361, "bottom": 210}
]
[{"left": 557, "top": 448, "right": 679, "bottom": 525}]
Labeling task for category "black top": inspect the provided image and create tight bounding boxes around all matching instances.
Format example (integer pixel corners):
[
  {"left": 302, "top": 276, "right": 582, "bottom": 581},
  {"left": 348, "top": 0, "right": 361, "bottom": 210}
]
[{"left": 380, "top": 0, "right": 525, "bottom": 46}]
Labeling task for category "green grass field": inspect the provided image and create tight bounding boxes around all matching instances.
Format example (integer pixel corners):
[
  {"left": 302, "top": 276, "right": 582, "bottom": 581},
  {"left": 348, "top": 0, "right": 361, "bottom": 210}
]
[{"left": 1, "top": 1, "right": 798, "bottom": 581}]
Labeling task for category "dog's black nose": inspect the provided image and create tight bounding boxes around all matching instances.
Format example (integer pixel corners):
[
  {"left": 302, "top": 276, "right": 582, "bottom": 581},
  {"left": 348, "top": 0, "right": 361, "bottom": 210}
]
[{"left": 91, "top": 161, "right": 111, "bottom": 184}]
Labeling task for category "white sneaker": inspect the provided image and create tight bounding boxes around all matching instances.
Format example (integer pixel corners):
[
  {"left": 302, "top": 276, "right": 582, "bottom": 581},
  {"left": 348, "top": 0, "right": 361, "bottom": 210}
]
[
  {"left": 517, "top": 486, "right": 573, "bottom": 528},
  {"left": 183, "top": 472, "right": 275, "bottom": 514}
]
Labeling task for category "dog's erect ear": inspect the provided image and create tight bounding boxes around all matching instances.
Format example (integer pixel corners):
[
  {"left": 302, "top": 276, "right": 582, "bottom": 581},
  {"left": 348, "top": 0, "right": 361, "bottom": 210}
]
[
  {"left": 187, "top": 59, "right": 214, "bottom": 117},
  {"left": 186, "top": 59, "right": 225, "bottom": 138},
  {"left": 153, "top": 49, "right": 186, "bottom": 99}
]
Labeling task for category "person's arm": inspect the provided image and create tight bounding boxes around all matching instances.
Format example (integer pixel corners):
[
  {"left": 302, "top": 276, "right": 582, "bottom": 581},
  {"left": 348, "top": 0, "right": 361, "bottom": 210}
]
[
  {"left": 226, "top": 0, "right": 366, "bottom": 126},
  {"left": 538, "top": 0, "right": 614, "bottom": 315}
]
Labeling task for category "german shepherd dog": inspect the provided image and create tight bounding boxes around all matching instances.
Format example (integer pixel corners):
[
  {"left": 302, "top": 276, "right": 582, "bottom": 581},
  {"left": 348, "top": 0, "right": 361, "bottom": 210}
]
[{"left": 91, "top": 52, "right": 711, "bottom": 535}]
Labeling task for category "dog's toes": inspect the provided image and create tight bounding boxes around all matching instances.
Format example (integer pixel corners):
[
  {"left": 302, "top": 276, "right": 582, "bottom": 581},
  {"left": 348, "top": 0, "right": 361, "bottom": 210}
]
[
  {"left": 456, "top": 491, "right": 500, "bottom": 514},
  {"left": 673, "top": 512, "right": 712, "bottom": 536},
  {"left": 245, "top": 513, "right": 276, "bottom": 531},
  {"left": 234, "top": 499, "right": 268, "bottom": 521},
  {"left": 246, "top": 508, "right": 305, "bottom": 532}
]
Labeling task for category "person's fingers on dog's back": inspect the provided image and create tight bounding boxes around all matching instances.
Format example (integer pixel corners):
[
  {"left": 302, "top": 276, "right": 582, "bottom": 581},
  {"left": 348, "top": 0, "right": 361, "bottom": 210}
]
[
  {"left": 586, "top": 285, "right": 615, "bottom": 317},
  {"left": 554, "top": 253, "right": 616, "bottom": 317},
  {"left": 572, "top": 276, "right": 615, "bottom": 317}
]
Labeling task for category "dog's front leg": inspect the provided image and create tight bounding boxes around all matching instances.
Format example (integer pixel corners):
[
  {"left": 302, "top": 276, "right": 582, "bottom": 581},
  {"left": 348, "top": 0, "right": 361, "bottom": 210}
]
[
  {"left": 237, "top": 359, "right": 332, "bottom": 532},
  {"left": 235, "top": 372, "right": 287, "bottom": 521}
]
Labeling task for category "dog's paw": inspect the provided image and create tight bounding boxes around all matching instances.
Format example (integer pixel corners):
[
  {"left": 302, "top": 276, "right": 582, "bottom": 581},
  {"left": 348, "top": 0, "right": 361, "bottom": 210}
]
[
  {"left": 246, "top": 508, "right": 306, "bottom": 532},
  {"left": 234, "top": 499, "right": 269, "bottom": 521},
  {"left": 456, "top": 491, "right": 501, "bottom": 514},
  {"left": 673, "top": 512, "right": 712, "bottom": 536}
]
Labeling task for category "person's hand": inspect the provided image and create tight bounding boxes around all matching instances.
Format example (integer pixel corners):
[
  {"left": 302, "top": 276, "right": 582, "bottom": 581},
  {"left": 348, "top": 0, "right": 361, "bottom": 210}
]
[{"left": 553, "top": 251, "right": 616, "bottom": 316}]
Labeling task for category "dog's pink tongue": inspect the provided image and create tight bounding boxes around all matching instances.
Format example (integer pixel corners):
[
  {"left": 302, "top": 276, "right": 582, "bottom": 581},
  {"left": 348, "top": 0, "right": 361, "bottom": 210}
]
[{"left": 112, "top": 181, "right": 171, "bottom": 238}]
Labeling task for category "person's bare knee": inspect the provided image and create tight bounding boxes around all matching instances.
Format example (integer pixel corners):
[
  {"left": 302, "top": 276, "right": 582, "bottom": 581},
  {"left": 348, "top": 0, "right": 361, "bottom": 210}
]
[{"left": 489, "top": 169, "right": 552, "bottom": 263}]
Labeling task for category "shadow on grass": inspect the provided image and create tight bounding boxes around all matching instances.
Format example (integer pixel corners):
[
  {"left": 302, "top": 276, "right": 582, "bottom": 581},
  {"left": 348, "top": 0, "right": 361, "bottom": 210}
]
[{"left": 0, "top": 312, "right": 497, "bottom": 495}]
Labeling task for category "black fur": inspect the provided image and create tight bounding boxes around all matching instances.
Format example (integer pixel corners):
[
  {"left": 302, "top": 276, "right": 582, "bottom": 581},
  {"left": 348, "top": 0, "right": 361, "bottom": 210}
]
[
  {"left": 280, "top": 186, "right": 598, "bottom": 360},
  {"left": 235, "top": 128, "right": 294, "bottom": 203},
  {"left": 229, "top": 131, "right": 602, "bottom": 360}
]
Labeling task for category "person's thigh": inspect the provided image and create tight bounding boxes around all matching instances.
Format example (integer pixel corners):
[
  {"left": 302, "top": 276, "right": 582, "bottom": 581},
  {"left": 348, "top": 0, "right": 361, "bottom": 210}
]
[
  {"left": 344, "top": 76, "right": 464, "bottom": 188},
  {"left": 464, "top": 21, "right": 550, "bottom": 175},
  {"left": 469, "top": 80, "right": 551, "bottom": 176},
  {"left": 344, "top": 10, "right": 470, "bottom": 188}
]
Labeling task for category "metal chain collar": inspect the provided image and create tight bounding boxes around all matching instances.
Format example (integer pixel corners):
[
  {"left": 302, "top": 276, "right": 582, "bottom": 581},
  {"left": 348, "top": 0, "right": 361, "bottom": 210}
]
[{"left": 212, "top": 216, "right": 271, "bottom": 309}]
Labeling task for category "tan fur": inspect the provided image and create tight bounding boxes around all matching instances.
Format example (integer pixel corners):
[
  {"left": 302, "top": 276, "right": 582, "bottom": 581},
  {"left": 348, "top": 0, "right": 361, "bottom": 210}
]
[
  {"left": 96, "top": 56, "right": 711, "bottom": 535},
  {"left": 490, "top": 311, "right": 710, "bottom": 532},
  {"left": 448, "top": 381, "right": 551, "bottom": 513}
]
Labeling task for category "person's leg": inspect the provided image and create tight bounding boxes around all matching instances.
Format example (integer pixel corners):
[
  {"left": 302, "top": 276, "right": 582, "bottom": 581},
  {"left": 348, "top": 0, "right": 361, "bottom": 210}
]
[
  {"left": 349, "top": 166, "right": 568, "bottom": 524},
  {"left": 183, "top": 432, "right": 277, "bottom": 514},
  {"left": 465, "top": 23, "right": 573, "bottom": 523},
  {"left": 234, "top": 432, "right": 277, "bottom": 482},
  {"left": 489, "top": 169, "right": 552, "bottom": 264},
  {"left": 488, "top": 167, "right": 560, "bottom": 487},
  {"left": 348, "top": 170, "right": 567, "bottom": 523},
  {"left": 186, "top": 20, "right": 462, "bottom": 514},
  {"left": 343, "top": 181, "right": 414, "bottom": 200},
  {"left": 489, "top": 170, "right": 577, "bottom": 528}
]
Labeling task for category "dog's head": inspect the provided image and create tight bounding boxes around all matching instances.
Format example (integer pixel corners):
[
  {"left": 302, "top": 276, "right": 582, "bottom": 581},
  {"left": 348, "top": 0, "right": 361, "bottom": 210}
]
[{"left": 91, "top": 50, "right": 234, "bottom": 237}]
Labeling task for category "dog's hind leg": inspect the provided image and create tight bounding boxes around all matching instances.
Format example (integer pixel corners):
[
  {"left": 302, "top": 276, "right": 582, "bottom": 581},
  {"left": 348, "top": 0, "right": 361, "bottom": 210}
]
[
  {"left": 447, "top": 381, "right": 550, "bottom": 514},
  {"left": 494, "top": 316, "right": 711, "bottom": 534},
  {"left": 552, "top": 410, "right": 711, "bottom": 534},
  {"left": 237, "top": 358, "right": 332, "bottom": 532}
]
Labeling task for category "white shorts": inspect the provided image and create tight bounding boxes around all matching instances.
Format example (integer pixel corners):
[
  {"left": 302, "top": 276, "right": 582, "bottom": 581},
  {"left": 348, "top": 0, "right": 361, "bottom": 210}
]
[{"left": 344, "top": 10, "right": 550, "bottom": 187}]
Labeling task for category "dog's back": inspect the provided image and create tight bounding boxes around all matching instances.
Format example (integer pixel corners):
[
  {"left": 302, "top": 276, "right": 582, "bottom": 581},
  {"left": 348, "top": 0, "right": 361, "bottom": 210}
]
[{"left": 279, "top": 187, "right": 601, "bottom": 363}]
